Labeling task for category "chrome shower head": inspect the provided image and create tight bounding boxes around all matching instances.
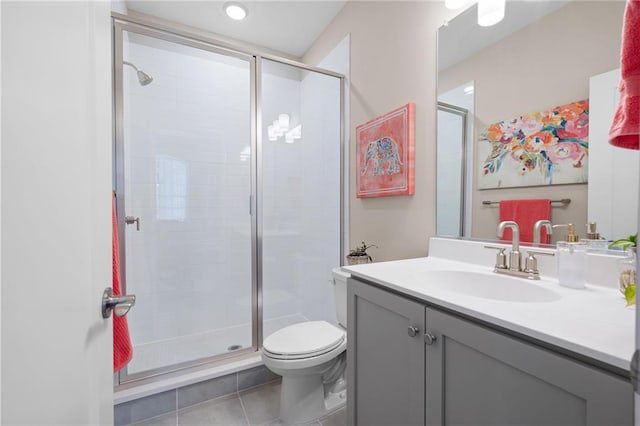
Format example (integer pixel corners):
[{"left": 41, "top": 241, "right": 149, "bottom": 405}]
[
  {"left": 136, "top": 70, "right": 153, "bottom": 86},
  {"left": 123, "top": 60, "right": 154, "bottom": 86}
]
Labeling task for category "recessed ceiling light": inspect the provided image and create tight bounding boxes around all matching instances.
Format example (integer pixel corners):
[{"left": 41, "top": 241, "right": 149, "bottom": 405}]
[{"left": 224, "top": 2, "right": 248, "bottom": 20}]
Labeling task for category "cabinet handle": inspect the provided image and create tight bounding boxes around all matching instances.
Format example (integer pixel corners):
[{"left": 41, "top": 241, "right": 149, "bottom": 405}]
[
  {"left": 408, "top": 326, "right": 420, "bottom": 337},
  {"left": 424, "top": 332, "right": 437, "bottom": 345}
]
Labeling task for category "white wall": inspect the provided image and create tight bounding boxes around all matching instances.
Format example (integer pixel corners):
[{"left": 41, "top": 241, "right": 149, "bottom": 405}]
[{"left": 304, "top": 2, "right": 460, "bottom": 261}]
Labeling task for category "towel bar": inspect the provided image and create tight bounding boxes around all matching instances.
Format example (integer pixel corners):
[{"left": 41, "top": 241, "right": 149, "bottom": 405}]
[{"left": 482, "top": 198, "right": 571, "bottom": 206}]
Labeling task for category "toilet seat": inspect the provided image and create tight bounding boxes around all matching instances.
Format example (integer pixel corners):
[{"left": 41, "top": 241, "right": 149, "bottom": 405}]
[{"left": 263, "top": 321, "right": 346, "bottom": 360}]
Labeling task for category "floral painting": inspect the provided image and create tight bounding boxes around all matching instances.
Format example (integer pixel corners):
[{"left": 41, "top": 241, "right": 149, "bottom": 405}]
[
  {"left": 478, "top": 99, "right": 589, "bottom": 189},
  {"left": 356, "top": 103, "right": 415, "bottom": 198}
]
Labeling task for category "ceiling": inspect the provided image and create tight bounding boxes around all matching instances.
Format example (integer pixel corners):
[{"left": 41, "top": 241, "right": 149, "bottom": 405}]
[
  {"left": 438, "top": 1, "right": 569, "bottom": 71},
  {"left": 125, "top": 1, "right": 347, "bottom": 58}
]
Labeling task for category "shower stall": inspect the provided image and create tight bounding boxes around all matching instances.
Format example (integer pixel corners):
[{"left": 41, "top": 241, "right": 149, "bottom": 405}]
[{"left": 113, "top": 15, "right": 344, "bottom": 384}]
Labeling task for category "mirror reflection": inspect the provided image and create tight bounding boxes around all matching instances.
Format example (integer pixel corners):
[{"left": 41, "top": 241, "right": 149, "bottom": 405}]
[{"left": 437, "top": 1, "right": 635, "bottom": 245}]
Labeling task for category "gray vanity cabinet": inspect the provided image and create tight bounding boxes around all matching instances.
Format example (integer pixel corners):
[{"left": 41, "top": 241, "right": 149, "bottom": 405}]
[
  {"left": 425, "top": 307, "right": 632, "bottom": 425},
  {"left": 348, "top": 276, "right": 633, "bottom": 426},
  {"left": 347, "top": 278, "right": 426, "bottom": 426}
]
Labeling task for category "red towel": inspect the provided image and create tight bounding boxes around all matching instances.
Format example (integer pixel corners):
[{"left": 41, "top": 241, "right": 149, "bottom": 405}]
[
  {"left": 609, "top": 0, "right": 640, "bottom": 150},
  {"left": 499, "top": 199, "right": 551, "bottom": 244},
  {"left": 113, "top": 193, "right": 133, "bottom": 372}
]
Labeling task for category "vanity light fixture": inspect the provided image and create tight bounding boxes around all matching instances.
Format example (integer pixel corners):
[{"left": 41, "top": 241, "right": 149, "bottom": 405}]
[
  {"left": 268, "top": 114, "right": 302, "bottom": 143},
  {"left": 278, "top": 113, "right": 290, "bottom": 131},
  {"left": 223, "top": 2, "right": 248, "bottom": 20},
  {"left": 445, "top": 0, "right": 505, "bottom": 27},
  {"left": 272, "top": 120, "right": 283, "bottom": 136},
  {"left": 477, "top": 0, "right": 505, "bottom": 27},
  {"left": 285, "top": 124, "right": 302, "bottom": 143},
  {"left": 267, "top": 125, "right": 278, "bottom": 141}
]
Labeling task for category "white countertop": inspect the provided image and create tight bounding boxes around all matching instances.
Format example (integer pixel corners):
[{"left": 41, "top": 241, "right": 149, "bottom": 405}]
[{"left": 343, "top": 241, "right": 635, "bottom": 373}]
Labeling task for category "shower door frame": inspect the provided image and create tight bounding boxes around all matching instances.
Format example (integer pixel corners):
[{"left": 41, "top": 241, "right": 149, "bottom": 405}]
[
  {"left": 436, "top": 101, "right": 468, "bottom": 238},
  {"left": 112, "top": 13, "right": 345, "bottom": 387}
]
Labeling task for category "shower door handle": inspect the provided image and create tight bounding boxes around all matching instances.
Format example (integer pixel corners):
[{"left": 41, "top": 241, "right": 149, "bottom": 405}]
[
  {"left": 102, "top": 287, "right": 136, "bottom": 318},
  {"left": 125, "top": 216, "right": 140, "bottom": 231}
]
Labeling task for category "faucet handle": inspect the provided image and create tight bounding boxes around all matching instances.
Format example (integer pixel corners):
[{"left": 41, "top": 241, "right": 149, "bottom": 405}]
[
  {"left": 523, "top": 250, "right": 556, "bottom": 275},
  {"left": 484, "top": 245, "right": 507, "bottom": 269}
]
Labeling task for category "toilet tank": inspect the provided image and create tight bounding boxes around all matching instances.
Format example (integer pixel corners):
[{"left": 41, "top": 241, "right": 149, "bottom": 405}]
[{"left": 332, "top": 267, "right": 350, "bottom": 328}]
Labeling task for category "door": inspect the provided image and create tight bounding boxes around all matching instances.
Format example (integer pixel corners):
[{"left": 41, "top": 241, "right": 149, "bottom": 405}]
[
  {"left": 114, "top": 24, "right": 255, "bottom": 381},
  {"left": 347, "top": 278, "right": 425, "bottom": 426},
  {"left": 2, "top": 1, "right": 114, "bottom": 424},
  {"left": 425, "top": 307, "right": 632, "bottom": 425}
]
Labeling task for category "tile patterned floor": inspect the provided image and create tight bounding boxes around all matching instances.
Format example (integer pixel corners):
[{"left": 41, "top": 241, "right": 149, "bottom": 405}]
[{"left": 131, "top": 380, "right": 346, "bottom": 426}]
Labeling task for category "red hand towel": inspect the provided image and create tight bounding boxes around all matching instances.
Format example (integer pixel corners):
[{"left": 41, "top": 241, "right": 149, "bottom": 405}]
[
  {"left": 609, "top": 0, "right": 640, "bottom": 150},
  {"left": 113, "top": 194, "right": 133, "bottom": 372},
  {"left": 499, "top": 199, "right": 551, "bottom": 244}
]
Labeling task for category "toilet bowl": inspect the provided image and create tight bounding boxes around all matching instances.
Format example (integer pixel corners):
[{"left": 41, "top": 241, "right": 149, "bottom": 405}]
[{"left": 262, "top": 267, "right": 349, "bottom": 425}]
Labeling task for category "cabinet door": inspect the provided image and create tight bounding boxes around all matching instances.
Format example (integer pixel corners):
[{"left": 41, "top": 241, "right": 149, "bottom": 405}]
[
  {"left": 348, "top": 278, "right": 425, "bottom": 426},
  {"left": 425, "top": 307, "right": 632, "bottom": 426}
]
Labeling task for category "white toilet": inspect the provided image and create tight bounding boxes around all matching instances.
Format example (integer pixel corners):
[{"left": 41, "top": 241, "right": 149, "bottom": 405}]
[{"left": 262, "top": 267, "right": 350, "bottom": 425}]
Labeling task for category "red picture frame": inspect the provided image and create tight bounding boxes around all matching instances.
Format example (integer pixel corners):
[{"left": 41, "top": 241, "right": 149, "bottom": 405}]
[{"left": 356, "top": 103, "right": 415, "bottom": 198}]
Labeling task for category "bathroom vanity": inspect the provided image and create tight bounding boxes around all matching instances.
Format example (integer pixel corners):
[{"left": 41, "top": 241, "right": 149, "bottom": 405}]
[{"left": 344, "top": 238, "right": 634, "bottom": 426}]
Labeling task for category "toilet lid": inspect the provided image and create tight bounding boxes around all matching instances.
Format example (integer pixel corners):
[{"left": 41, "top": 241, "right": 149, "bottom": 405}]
[{"left": 263, "top": 321, "right": 345, "bottom": 358}]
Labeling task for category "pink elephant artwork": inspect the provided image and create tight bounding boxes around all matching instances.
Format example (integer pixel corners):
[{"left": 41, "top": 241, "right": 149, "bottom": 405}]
[{"left": 356, "top": 103, "right": 415, "bottom": 198}]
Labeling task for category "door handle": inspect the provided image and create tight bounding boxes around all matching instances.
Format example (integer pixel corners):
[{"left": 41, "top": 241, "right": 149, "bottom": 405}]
[
  {"left": 102, "top": 287, "right": 136, "bottom": 318},
  {"left": 125, "top": 216, "right": 140, "bottom": 231}
]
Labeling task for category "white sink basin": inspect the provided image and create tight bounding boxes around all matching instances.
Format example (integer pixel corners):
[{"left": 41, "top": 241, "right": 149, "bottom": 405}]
[{"left": 421, "top": 270, "right": 561, "bottom": 303}]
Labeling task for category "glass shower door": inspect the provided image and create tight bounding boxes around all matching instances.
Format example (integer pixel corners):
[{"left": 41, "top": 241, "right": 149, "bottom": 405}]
[
  {"left": 116, "top": 28, "right": 254, "bottom": 378},
  {"left": 260, "top": 58, "right": 342, "bottom": 340}
]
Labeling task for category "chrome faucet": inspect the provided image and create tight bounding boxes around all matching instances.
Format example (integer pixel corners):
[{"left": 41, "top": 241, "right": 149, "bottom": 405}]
[
  {"left": 485, "top": 220, "right": 555, "bottom": 280},
  {"left": 497, "top": 220, "right": 521, "bottom": 272},
  {"left": 533, "top": 220, "right": 553, "bottom": 246}
]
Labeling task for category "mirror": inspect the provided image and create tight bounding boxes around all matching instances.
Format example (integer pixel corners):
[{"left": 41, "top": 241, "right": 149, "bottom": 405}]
[{"left": 437, "top": 1, "right": 635, "bottom": 244}]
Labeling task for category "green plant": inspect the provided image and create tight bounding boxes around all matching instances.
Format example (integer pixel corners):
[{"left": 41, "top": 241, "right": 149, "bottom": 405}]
[
  {"left": 609, "top": 233, "right": 637, "bottom": 249},
  {"left": 348, "top": 241, "right": 378, "bottom": 261},
  {"left": 611, "top": 233, "right": 637, "bottom": 307},
  {"left": 625, "top": 284, "right": 636, "bottom": 307}
]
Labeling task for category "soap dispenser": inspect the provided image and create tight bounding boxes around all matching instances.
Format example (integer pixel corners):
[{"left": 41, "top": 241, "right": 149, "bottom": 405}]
[
  {"left": 581, "top": 222, "right": 609, "bottom": 250},
  {"left": 554, "top": 223, "right": 587, "bottom": 289}
]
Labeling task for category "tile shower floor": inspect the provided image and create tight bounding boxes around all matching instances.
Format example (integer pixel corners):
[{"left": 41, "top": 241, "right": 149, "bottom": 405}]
[{"left": 131, "top": 380, "right": 346, "bottom": 426}]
